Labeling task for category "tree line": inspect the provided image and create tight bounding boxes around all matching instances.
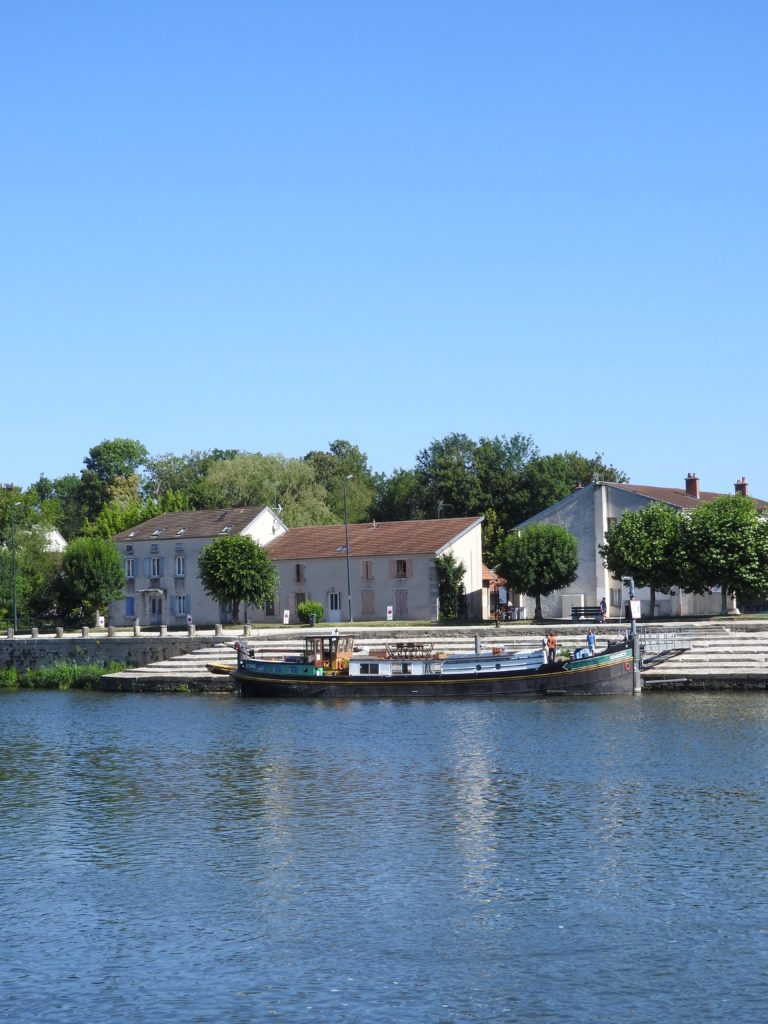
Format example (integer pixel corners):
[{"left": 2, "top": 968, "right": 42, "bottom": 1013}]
[{"left": 1, "top": 433, "right": 624, "bottom": 627}]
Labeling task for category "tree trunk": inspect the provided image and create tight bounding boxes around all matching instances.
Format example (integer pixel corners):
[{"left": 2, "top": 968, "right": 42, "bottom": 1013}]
[
  {"left": 649, "top": 585, "right": 656, "bottom": 619},
  {"left": 534, "top": 594, "right": 543, "bottom": 621}
]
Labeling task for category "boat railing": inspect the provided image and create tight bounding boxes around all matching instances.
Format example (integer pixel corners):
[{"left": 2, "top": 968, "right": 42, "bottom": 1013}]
[
  {"left": 385, "top": 641, "right": 434, "bottom": 659},
  {"left": 638, "top": 625, "right": 693, "bottom": 655}
]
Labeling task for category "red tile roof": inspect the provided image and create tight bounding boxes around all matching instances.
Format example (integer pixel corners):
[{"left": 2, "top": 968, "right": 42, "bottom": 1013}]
[
  {"left": 112, "top": 507, "right": 267, "bottom": 541},
  {"left": 608, "top": 482, "right": 768, "bottom": 511},
  {"left": 264, "top": 517, "right": 482, "bottom": 560}
]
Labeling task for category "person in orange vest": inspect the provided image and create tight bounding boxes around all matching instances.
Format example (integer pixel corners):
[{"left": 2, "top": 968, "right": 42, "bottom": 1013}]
[{"left": 547, "top": 631, "right": 557, "bottom": 664}]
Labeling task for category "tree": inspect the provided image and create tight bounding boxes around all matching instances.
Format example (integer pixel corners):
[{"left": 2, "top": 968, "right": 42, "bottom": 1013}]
[
  {"left": 142, "top": 449, "right": 240, "bottom": 506},
  {"left": 514, "top": 451, "right": 628, "bottom": 526},
  {"left": 84, "top": 438, "right": 148, "bottom": 485},
  {"left": 498, "top": 524, "right": 579, "bottom": 621},
  {"left": 304, "top": 440, "right": 376, "bottom": 523},
  {"left": 435, "top": 553, "right": 465, "bottom": 620},
  {"left": 599, "top": 502, "right": 683, "bottom": 617},
  {"left": 58, "top": 537, "right": 126, "bottom": 626},
  {"left": 198, "top": 535, "right": 279, "bottom": 623},
  {"left": 682, "top": 496, "right": 768, "bottom": 613},
  {"left": 197, "top": 453, "right": 334, "bottom": 526}
]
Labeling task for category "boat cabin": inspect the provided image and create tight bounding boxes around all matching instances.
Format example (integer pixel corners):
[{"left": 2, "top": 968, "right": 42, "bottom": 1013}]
[{"left": 303, "top": 634, "right": 355, "bottom": 672}]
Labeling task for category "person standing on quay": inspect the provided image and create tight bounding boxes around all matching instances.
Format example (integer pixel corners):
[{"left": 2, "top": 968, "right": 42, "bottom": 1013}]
[
  {"left": 587, "top": 629, "right": 596, "bottom": 656},
  {"left": 600, "top": 596, "right": 607, "bottom": 622},
  {"left": 547, "top": 631, "right": 557, "bottom": 664}
]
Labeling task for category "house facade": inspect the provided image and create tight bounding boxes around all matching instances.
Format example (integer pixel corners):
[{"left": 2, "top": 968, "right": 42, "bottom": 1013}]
[
  {"left": 259, "top": 516, "right": 484, "bottom": 623},
  {"left": 513, "top": 474, "right": 767, "bottom": 620},
  {"left": 109, "top": 507, "right": 286, "bottom": 627},
  {"left": 110, "top": 510, "right": 484, "bottom": 626}
]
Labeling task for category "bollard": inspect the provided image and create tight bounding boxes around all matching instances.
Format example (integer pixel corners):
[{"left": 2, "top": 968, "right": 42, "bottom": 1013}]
[
  {"left": 56, "top": 627, "right": 64, "bottom": 638},
  {"left": 81, "top": 626, "right": 89, "bottom": 637},
  {"left": 160, "top": 624, "right": 167, "bottom": 637},
  {"left": 6, "top": 627, "right": 12, "bottom": 639},
  {"left": 31, "top": 627, "right": 39, "bottom": 638},
  {"left": 215, "top": 624, "right": 223, "bottom": 636},
  {"left": 134, "top": 620, "right": 141, "bottom": 636},
  {"left": 108, "top": 626, "right": 116, "bottom": 638},
  {"left": 187, "top": 623, "right": 196, "bottom": 636},
  {"left": 243, "top": 624, "right": 251, "bottom": 637}
]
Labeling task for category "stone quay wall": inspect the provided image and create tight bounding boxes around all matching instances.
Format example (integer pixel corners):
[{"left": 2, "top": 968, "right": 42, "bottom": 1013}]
[{"left": 0, "top": 633, "right": 229, "bottom": 672}]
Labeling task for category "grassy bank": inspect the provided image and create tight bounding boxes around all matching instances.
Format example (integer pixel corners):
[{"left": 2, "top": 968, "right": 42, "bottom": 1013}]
[{"left": 0, "top": 662, "right": 127, "bottom": 690}]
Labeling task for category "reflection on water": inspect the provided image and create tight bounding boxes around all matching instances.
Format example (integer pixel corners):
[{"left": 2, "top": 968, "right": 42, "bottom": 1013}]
[{"left": 2, "top": 691, "right": 768, "bottom": 1022}]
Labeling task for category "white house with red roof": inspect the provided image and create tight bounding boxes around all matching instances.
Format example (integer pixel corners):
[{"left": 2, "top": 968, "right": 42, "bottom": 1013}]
[
  {"left": 512, "top": 473, "right": 767, "bottom": 620},
  {"left": 110, "top": 509, "right": 484, "bottom": 626}
]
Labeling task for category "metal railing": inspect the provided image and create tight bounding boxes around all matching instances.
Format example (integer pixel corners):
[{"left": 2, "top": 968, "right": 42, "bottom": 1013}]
[{"left": 638, "top": 624, "right": 693, "bottom": 654}]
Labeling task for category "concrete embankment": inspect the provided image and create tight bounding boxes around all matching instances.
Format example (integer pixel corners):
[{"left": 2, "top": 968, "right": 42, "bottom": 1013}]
[
  {"left": 5, "top": 620, "right": 768, "bottom": 692},
  {"left": 94, "top": 619, "right": 768, "bottom": 693}
]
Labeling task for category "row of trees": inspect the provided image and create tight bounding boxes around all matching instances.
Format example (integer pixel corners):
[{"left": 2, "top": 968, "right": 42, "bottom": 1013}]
[
  {"left": 1, "top": 433, "right": 625, "bottom": 627},
  {"left": 600, "top": 495, "right": 768, "bottom": 616},
  {"left": 494, "top": 495, "right": 768, "bottom": 621}
]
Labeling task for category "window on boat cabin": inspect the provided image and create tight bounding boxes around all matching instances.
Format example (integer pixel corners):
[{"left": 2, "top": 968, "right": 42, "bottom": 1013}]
[
  {"left": 391, "top": 559, "right": 411, "bottom": 579},
  {"left": 295, "top": 563, "right": 306, "bottom": 583},
  {"left": 124, "top": 557, "right": 136, "bottom": 579},
  {"left": 390, "top": 662, "right": 412, "bottom": 675},
  {"left": 359, "top": 662, "right": 379, "bottom": 675},
  {"left": 125, "top": 596, "right": 134, "bottom": 618},
  {"left": 362, "top": 560, "right": 374, "bottom": 580},
  {"left": 175, "top": 555, "right": 185, "bottom": 577}
]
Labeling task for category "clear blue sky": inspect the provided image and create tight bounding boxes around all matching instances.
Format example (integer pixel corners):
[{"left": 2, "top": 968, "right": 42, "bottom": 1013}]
[{"left": 3, "top": 2, "right": 767, "bottom": 500}]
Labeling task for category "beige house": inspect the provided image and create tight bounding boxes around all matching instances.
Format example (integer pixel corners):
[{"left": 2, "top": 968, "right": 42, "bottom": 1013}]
[
  {"left": 513, "top": 474, "right": 767, "bottom": 620},
  {"left": 110, "top": 507, "right": 286, "bottom": 627},
  {"left": 110, "top": 510, "right": 484, "bottom": 626},
  {"left": 260, "top": 516, "right": 484, "bottom": 623}
]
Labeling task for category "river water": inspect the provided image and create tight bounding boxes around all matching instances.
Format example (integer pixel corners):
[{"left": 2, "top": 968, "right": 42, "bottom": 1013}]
[{"left": 2, "top": 689, "right": 767, "bottom": 1023}]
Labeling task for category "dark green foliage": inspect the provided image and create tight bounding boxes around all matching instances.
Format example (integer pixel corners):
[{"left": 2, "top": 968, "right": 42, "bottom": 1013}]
[
  {"left": 599, "top": 502, "right": 683, "bottom": 617},
  {"left": 58, "top": 537, "right": 126, "bottom": 625},
  {"left": 198, "top": 535, "right": 279, "bottom": 623},
  {"left": 297, "top": 600, "right": 324, "bottom": 624},
  {"left": 435, "top": 553, "right": 465, "bottom": 620},
  {"left": 0, "top": 661, "right": 126, "bottom": 690},
  {"left": 499, "top": 524, "right": 579, "bottom": 621},
  {"left": 681, "top": 496, "right": 768, "bottom": 610}
]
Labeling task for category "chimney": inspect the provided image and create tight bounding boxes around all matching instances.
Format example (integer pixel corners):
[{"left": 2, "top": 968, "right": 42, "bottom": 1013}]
[
  {"left": 735, "top": 477, "right": 749, "bottom": 497},
  {"left": 685, "top": 473, "right": 700, "bottom": 499}
]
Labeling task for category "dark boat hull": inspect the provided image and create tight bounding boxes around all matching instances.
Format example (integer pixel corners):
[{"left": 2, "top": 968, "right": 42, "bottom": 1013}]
[{"left": 234, "top": 647, "right": 636, "bottom": 699}]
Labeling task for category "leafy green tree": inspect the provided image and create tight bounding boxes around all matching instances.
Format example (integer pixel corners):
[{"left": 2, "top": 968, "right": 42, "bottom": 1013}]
[
  {"left": 682, "top": 496, "right": 768, "bottom": 613},
  {"left": 198, "top": 535, "right": 279, "bottom": 624},
  {"left": 481, "top": 507, "right": 506, "bottom": 567},
  {"left": 514, "top": 451, "right": 628, "bottom": 526},
  {"left": 599, "top": 502, "right": 683, "bottom": 617},
  {"left": 371, "top": 468, "right": 428, "bottom": 522},
  {"left": 58, "top": 537, "right": 126, "bottom": 626},
  {"left": 304, "top": 440, "right": 376, "bottom": 522},
  {"left": 499, "top": 523, "right": 579, "bottom": 621},
  {"left": 435, "top": 553, "right": 466, "bottom": 620},
  {"left": 84, "top": 439, "right": 148, "bottom": 485},
  {"left": 198, "top": 453, "right": 334, "bottom": 526},
  {"left": 142, "top": 449, "right": 240, "bottom": 506},
  {"left": 297, "top": 600, "right": 324, "bottom": 625},
  {"left": 414, "top": 432, "right": 484, "bottom": 518}
]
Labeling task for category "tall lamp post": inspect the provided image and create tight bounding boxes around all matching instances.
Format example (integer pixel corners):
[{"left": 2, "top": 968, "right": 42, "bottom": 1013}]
[
  {"left": 10, "top": 500, "right": 20, "bottom": 633},
  {"left": 343, "top": 474, "right": 353, "bottom": 622},
  {"left": 2, "top": 484, "right": 20, "bottom": 633}
]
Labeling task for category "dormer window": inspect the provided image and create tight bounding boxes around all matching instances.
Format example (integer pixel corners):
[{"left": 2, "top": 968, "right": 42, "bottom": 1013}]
[
  {"left": 176, "top": 528, "right": 186, "bottom": 536},
  {"left": 151, "top": 528, "right": 163, "bottom": 537},
  {"left": 220, "top": 525, "right": 233, "bottom": 534}
]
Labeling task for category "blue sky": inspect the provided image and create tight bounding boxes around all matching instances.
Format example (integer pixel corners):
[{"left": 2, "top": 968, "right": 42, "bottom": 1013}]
[{"left": 3, "top": 2, "right": 767, "bottom": 500}]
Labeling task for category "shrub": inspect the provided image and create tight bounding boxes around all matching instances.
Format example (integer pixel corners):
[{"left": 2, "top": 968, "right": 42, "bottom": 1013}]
[{"left": 297, "top": 600, "right": 324, "bottom": 625}]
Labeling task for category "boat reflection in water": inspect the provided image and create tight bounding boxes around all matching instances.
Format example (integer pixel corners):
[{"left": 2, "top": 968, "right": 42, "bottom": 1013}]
[{"left": 233, "top": 633, "right": 637, "bottom": 699}]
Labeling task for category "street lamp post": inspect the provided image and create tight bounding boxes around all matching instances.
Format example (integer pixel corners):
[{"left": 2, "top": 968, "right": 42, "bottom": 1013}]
[
  {"left": 343, "top": 474, "right": 353, "bottom": 622},
  {"left": 10, "top": 500, "right": 19, "bottom": 633}
]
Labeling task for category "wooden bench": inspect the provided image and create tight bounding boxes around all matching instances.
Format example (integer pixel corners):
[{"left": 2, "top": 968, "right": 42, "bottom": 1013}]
[{"left": 571, "top": 605, "right": 602, "bottom": 622}]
